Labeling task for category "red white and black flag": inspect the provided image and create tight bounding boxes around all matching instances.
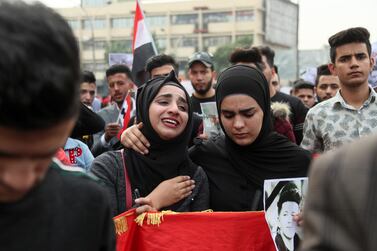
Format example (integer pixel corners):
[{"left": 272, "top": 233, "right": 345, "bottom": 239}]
[{"left": 132, "top": 0, "right": 157, "bottom": 86}]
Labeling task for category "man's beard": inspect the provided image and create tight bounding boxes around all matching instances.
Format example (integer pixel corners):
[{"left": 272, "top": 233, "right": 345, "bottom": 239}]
[{"left": 193, "top": 79, "right": 212, "bottom": 95}]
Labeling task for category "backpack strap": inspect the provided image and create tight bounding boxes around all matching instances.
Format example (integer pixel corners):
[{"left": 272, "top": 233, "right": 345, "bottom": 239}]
[{"left": 119, "top": 149, "right": 132, "bottom": 210}]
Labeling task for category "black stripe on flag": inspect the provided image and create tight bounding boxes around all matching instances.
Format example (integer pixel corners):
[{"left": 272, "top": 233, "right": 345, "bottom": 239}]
[{"left": 132, "top": 42, "right": 155, "bottom": 87}]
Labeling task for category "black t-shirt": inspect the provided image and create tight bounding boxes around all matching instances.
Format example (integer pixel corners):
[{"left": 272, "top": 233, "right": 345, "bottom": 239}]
[
  {"left": 190, "top": 95, "right": 216, "bottom": 115},
  {"left": 0, "top": 162, "right": 115, "bottom": 251},
  {"left": 271, "top": 91, "right": 308, "bottom": 144}
]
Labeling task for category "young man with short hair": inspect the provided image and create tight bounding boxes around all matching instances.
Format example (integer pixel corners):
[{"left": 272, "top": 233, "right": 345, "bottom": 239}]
[
  {"left": 80, "top": 70, "right": 97, "bottom": 108},
  {"left": 293, "top": 80, "right": 316, "bottom": 108},
  {"left": 315, "top": 64, "right": 340, "bottom": 102},
  {"left": 91, "top": 64, "right": 135, "bottom": 156},
  {"left": 229, "top": 47, "right": 265, "bottom": 71},
  {"left": 301, "top": 27, "right": 377, "bottom": 153},
  {"left": 145, "top": 54, "right": 179, "bottom": 79},
  {"left": 0, "top": 2, "right": 114, "bottom": 250},
  {"left": 187, "top": 52, "right": 216, "bottom": 114}
]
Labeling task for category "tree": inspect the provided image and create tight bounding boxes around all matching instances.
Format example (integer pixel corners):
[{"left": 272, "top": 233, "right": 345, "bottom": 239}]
[
  {"left": 213, "top": 35, "right": 253, "bottom": 72},
  {"left": 104, "top": 40, "right": 133, "bottom": 64}
]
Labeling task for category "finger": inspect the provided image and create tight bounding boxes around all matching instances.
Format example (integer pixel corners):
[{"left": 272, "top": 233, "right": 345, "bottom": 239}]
[
  {"left": 136, "top": 122, "right": 144, "bottom": 129},
  {"left": 133, "top": 125, "right": 150, "bottom": 148},
  {"left": 177, "top": 179, "right": 195, "bottom": 188},
  {"left": 125, "top": 137, "right": 145, "bottom": 154},
  {"left": 136, "top": 205, "right": 154, "bottom": 215},
  {"left": 198, "top": 133, "right": 208, "bottom": 140},
  {"left": 135, "top": 197, "right": 152, "bottom": 206},
  {"left": 177, "top": 184, "right": 195, "bottom": 195},
  {"left": 180, "top": 190, "right": 193, "bottom": 200},
  {"left": 171, "top": 176, "right": 191, "bottom": 183},
  {"left": 128, "top": 132, "right": 149, "bottom": 154}
]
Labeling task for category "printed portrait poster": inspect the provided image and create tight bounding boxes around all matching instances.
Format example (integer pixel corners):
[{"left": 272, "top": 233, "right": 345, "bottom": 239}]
[
  {"left": 200, "top": 102, "right": 223, "bottom": 138},
  {"left": 108, "top": 53, "right": 133, "bottom": 69},
  {"left": 264, "top": 177, "right": 308, "bottom": 251}
]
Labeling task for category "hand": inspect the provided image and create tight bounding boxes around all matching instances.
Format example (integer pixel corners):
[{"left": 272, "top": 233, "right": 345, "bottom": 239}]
[
  {"left": 134, "top": 197, "right": 156, "bottom": 215},
  {"left": 104, "top": 122, "right": 121, "bottom": 142},
  {"left": 293, "top": 212, "right": 304, "bottom": 227},
  {"left": 120, "top": 122, "right": 150, "bottom": 154},
  {"left": 197, "top": 133, "right": 208, "bottom": 140},
  {"left": 144, "top": 176, "right": 195, "bottom": 210}
]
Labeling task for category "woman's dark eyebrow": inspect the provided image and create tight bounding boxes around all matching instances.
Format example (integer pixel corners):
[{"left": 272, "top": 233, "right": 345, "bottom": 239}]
[
  {"left": 221, "top": 107, "right": 255, "bottom": 113},
  {"left": 239, "top": 107, "right": 255, "bottom": 113},
  {"left": 157, "top": 93, "right": 187, "bottom": 104},
  {"left": 155, "top": 93, "right": 173, "bottom": 99},
  {"left": 177, "top": 96, "right": 188, "bottom": 104}
]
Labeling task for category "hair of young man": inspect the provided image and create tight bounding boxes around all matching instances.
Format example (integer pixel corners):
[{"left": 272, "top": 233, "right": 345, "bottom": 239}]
[
  {"left": 229, "top": 47, "right": 265, "bottom": 72},
  {"left": 328, "top": 27, "right": 371, "bottom": 63},
  {"left": 105, "top": 64, "right": 133, "bottom": 81},
  {"left": 277, "top": 182, "right": 301, "bottom": 214},
  {"left": 0, "top": 2, "right": 80, "bottom": 130},
  {"left": 293, "top": 79, "right": 314, "bottom": 92},
  {"left": 145, "top": 54, "right": 179, "bottom": 75},
  {"left": 82, "top": 70, "right": 96, "bottom": 84},
  {"left": 257, "top": 46, "right": 275, "bottom": 67},
  {"left": 315, "top": 64, "right": 332, "bottom": 86}
]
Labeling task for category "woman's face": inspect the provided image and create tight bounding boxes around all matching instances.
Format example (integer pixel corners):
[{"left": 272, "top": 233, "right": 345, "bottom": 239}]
[
  {"left": 220, "top": 94, "right": 264, "bottom": 146},
  {"left": 278, "top": 201, "right": 300, "bottom": 239},
  {"left": 149, "top": 85, "right": 189, "bottom": 140}
]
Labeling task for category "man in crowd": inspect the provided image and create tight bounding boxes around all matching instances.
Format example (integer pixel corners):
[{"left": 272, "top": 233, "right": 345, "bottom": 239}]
[
  {"left": 301, "top": 27, "right": 377, "bottom": 153},
  {"left": 145, "top": 54, "right": 179, "bottom": 79},
  {"left": 271, "top": 65, "right": 281, "bottom": 92},
  {"left": 80, "top": 70, "right": 97, "bottom": 109},
  {"left": 257, "top": 46, "right": 308, "bottom": 144},
  {"left": 0, "top": 2, "right": 114, "bottom": 250},
  {"left": 188, "top": 52, "right": 216, "bottom": 114},
  {"left": 229, "top": 47, "right": 265, "bottom": 71},
  {"left": 292, "top": 79, "right": 316, "bottom": 108},
  {"left": 92, "top": 64, "right": 135, "bottom": 156},
  {"left": 315, "top": 64, "right": 340, "bottom": 102}
]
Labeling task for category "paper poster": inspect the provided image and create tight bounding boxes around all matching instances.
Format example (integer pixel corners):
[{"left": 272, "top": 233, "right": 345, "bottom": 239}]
[
  {"left": 200, "top": 102, "right": 223, "bottom": 138},
  {"left": 264, "top": 177, "right": 308, "bottom": 251},
  {"left": 368, "top": 41, "right": 377, "bottom": 89},
  {"left": 108, "top": 53, "right": 133, "bottom": 69}
]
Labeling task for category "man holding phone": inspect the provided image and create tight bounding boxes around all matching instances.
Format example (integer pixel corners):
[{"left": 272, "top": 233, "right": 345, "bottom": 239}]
[{"left": 91, "top": 64, "right": 135, "bottom": 156}]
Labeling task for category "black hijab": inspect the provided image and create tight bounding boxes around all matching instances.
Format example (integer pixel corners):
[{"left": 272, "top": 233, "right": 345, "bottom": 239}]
[
  {"left": 215, "top": 65, "right": 309, "bottom": 187},
  {"left": 125, "top": 71, "right": 197, "bottom": 200}
]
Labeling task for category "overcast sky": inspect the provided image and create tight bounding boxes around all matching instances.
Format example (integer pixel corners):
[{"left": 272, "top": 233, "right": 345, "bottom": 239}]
[{"left": 33, "top": 0, "right": 377, "bottom": 50}]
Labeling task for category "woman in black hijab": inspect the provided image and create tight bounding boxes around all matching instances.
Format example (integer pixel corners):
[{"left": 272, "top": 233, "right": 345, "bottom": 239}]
[
  {"left": 121, "top": 65, "right": 310, "bottom": 211},
  {"left": 91, "top": 71, "right": 209, "bottom": 216},
  {"left": 188, "top": 65, "right": 310, "bottom": 211}
]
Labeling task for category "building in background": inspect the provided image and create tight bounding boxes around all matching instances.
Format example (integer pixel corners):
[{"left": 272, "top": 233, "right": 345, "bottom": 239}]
[{"left": 57, "top": 0, "right": 298, "bottom": 94}]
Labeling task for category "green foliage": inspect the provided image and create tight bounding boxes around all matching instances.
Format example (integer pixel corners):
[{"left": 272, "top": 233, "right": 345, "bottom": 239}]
[
  {"left": 213, "top": 35, "right": 253, "bottom": 72},
  {"left": 104, "top": 40, "right": 132, "bottom": 63}
]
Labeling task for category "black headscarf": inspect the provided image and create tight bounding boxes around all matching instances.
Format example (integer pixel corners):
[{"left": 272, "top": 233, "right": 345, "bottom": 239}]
[
  {"left": 125, "top": 71, "right": 197, "bottom": 201},
  {"left": 215, "top": 65, "right": 309, "bottom": 187}
]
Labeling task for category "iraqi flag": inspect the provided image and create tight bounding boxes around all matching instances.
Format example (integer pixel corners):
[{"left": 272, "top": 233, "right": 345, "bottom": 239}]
[{"left": 132, "top": 0, "right": 157, "bottom": 86}]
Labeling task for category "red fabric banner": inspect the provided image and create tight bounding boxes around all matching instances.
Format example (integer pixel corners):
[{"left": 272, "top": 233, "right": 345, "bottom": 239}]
[{"left": 114, "top": 210, "right": 276, "bottom": 251}]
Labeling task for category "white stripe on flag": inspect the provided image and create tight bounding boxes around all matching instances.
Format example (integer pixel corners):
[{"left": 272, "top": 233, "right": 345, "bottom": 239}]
[{"left": 134, "top": 19, "right": 153, "bottom": 50}]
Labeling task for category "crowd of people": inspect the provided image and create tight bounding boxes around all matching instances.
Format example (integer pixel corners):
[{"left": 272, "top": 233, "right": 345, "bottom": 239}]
[{"left": 2, "top": 1, "right": 377, "bottom": 250}]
